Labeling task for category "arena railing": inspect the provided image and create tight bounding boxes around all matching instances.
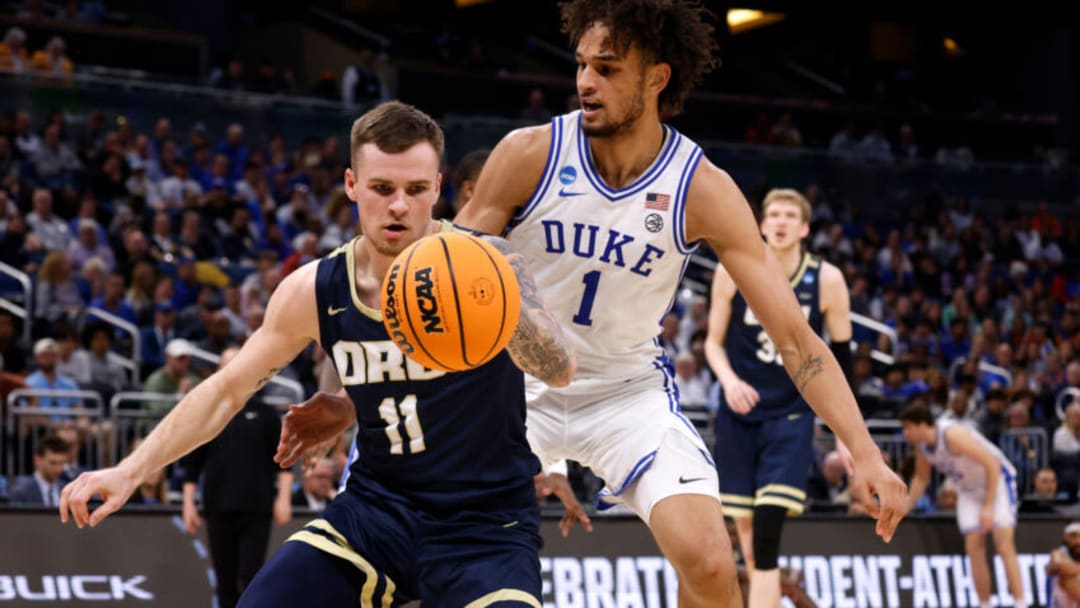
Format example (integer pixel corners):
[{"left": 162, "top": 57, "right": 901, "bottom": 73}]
[
  {"left": 108, "top": 392, "right": 175, "bottom": 461},
  {"left": 82, "top": 306, "right": 141, "bottom": 385},
  {"left": 1056, "top": 387, "right": 1080, "bottom": 421},
  {"left": 5, "top": 389, "right": 107, "bottom": 478},
  {"left": 1000, "top": 427, "right": 1049, "bottom": 495},
  {"left": 947, "top": 357, "right": 1014, "bottom": 389},
  {"left": 0, "top": 260, "right": 32, "bottom": 348}
]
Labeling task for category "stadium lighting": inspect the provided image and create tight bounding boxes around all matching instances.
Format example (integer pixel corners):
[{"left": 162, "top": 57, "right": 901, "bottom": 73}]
[{"left": 727, "top": 9, "right": 785, "bottom": 34}]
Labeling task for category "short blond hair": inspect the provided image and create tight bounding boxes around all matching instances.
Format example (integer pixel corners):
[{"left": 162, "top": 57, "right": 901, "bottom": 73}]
[{"left": 762, "top": 188, "right": 811, "bottom": 223}]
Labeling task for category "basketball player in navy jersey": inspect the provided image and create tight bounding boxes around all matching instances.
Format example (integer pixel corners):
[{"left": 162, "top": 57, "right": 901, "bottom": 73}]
[
  {"left": 706, "top": 188, "right": 853, "bottom": 607},
  {"left": 451, "top": 2, "right": 908, "bottom": 605},
  {"left": 59, "top": 101, "right": 577, "bottom": 607}
]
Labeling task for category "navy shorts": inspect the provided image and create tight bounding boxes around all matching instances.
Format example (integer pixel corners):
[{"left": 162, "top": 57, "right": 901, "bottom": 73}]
[
  {"left": 713, "top": 407, "right": 815, "bottom": 517},
  {"left": 239, "top": 481, "right": 542, "bottom": 608}
]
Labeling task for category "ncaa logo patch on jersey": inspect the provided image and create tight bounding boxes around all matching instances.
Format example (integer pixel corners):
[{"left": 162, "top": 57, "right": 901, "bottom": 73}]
[
  {"left": 558, "top": 166, "right": 577, "bottom": 185},
  {"left": 645, "top": 213, "right": 664, "bottom": 233}
]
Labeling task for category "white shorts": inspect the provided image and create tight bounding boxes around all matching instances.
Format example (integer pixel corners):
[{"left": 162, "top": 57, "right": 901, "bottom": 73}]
[
  {"left": 955, "top": 470, "right": 1018, "bottom": 534},
  {"left": 525, "top": 369, "right": 720, "bottom": 524}
]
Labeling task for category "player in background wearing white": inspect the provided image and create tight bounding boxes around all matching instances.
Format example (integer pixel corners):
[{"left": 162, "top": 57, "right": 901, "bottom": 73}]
[
  {"left": 452, "top": 1, "right": 907, "bottom": 605},
  {"left": 705, "top": 188, "right": 853, "bottom": 607},
  {"left": 1049, "top": 522, "right": 1080, "bottom": 607},
  {"left": 900, "top": 403, "right": 1027, "bottom": 608}
]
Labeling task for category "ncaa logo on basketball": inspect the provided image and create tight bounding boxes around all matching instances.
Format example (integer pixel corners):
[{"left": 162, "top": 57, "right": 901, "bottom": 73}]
[
  {"left": 645, "top": 213, "right": 664, "bottom": 233},
  {"left": 558, "top": 166, "right": 577, "bottom": 185},
  {"left": 382, "top": 263, "right": 415, "bottom": 355},
  {"left": 468, "top": 278, "right": 496, "bottom": 306},
  {"left": 413, "top": 266, "right": 445, "bottom": 334}
]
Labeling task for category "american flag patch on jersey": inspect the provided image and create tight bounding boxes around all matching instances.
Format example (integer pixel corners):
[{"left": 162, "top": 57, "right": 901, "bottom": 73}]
[{"left": 645, "top": 192, "right": 671, "bottom": 211}]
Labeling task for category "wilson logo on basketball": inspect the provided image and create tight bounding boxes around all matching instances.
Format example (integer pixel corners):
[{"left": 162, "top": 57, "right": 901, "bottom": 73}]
[
  {"left": 468, "top": 278, "right": 495, "bottom": 305},
  {"left": 382, "top": 263, "right": 416, "bottom": 355},
  {"left": 413, "top": 266, "right": 444, "bottom": 334}
]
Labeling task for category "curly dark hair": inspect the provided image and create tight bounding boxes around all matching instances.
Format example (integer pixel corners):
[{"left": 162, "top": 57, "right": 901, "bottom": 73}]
[{"left": 559, "top": 0, "right": 719, "bottom": 119}]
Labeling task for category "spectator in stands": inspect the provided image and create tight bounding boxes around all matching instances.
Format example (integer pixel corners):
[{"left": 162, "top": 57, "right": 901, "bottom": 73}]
[
  {"left": 30, "top": 36, "right": 74, "bottom": 77},
  {"left": 13, "top": 110, "right": 40, "bottom": 158},
  {"left": 828, "top": 121, "right": 859, "bottom": 159},
  {"left": 858, "top": 127, "right": 893, "bottom": 163},
  {"left": 159, "top": 157, "right": 202, "bottom": 210},
  {"left": 54, "top": 322, "right": 90, "bottom": 386},
  {"left": 67, "top": 219, "right": 114, "bottom": 272},
  {"left": 25, "top": 337, "right": 83, "bottom": 413},
  {"left": 88, "top": 272, "right": 137, "bottom": 327},
  {"left": 291, "top": 457, "right": 337, "bottom": 512},
  {"left": 341, "top": 48, "right": 388, "bottom": 107},
  {"left": 281, "top": 232, "right": 317, "bottom": 277},
  {"left": 81, "top": 322, "right": 129, "bottom": 403},
  {"left": 897, "top": 124, "right": 918, "bottom": 161},
  {"left": 53, "top": 424, "right": 86, "bottom": 483},
  {"left": 939, "top": 387, "right": 975, "bottom": 423},
  {"left": 177, "top": 211, "right": 218, "bottom": 260},
  {"left": 1048, "top": 523, "right": 1080, "bottom": 607},
  {"left": 213, "top": 58, "right": 247, "bottom": 92},
  {"left": 806, "top": 450, "right": 850, "bottom": 510},
  {"left": 10, "top": 435, "right": 69, "bottom": 506},
  {"left": 658, "top": 312, "right": 679, "bottom": 360},
  {"left": 214, "top": 124, "right": 248, "bottom": 182},
  {"left": 125, "top": 159, "right": 161, "bottom": 210},
  {"left": 975, "top": 388, "right": 1009, "bottom": 444},
  {"left": 768, "top": 112, "right": 801, "bottom": 146},
  {"left": 444, "top": 148, "right": 490, "bottom": 218},
  {"left": 27, "top": 188, "right": 71, "bottom": 251},
  {"left": 142, "top": 338, "right": 198, "bottom": 412},
  {"left": 318, "top": 192, "right": 357, "bottom": 250},
  {"left": 140, "top": 302, "right": 177, "bottom": 376},
  {"left": 1055, "top": 402, "right": 1080, "bottom": 455},
  {"left": 520, "top": 88, "right": 552, "bottom": 124},
  {"left": 33, "top": 123, "right": 82, "bottom": 190},
  {"left": 147, "top": 212, "right": 179, "bottom": 262},
  {"left": 1031, "top": 467, "right": 1067, "bottom": 501},
  {"left": 0, "top": 309, "right": 27, "bottom": 374},
  {"left": 34, "top": 250, "right": 83, "bottom": 325},
  {"left": 0, "top": 27, "right": 29, "bottom": 73},
  {"left": 674, "top": 351, "right": 709, "bottom": 409}
]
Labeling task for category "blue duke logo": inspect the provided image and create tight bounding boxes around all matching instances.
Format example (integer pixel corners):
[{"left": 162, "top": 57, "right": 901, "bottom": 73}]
[{"left": 558, "top": 166, "right": 577, "bottom": 185}]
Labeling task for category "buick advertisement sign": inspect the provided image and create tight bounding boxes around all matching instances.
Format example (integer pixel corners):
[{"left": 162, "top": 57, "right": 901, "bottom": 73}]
[{"left": 0, "top": 509, "right": 1070, "bottom": 606}]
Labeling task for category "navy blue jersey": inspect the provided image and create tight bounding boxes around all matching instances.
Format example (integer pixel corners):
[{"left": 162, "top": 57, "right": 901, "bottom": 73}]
[
  {"left": 725, "top": 252, "right": 825, "bottom": 422},
  {"left": 314, "top": 239, "right": 539, "bottom": 512}
]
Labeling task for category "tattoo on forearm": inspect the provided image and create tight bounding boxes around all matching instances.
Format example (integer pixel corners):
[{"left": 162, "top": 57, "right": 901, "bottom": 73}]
[
  {"left": 254, "top": 367, "right": 283, "bottom": 391},
  {"left": 481, "top": 236, "right": 574, "bottom": 384},
  {"left": 793, "top": 355, "right": 824, "bottom": 391}
]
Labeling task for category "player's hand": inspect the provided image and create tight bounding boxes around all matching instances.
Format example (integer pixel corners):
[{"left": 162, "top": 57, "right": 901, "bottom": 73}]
[
  {"left": 851, "top": 455, "right": 908, "bottom": 543},
  {"left": 535, "top": 472, "right": 593, "bottom": 537},
  {"left": 980, "top": 505, "right": 994, "bottom": 533},
  {"left": 182, "top": 499, "right": 202, "bottom": 534},
  {"left": 722, "top": 378, "right": 760, "bottom": 415},
  {"left": 274, "top": 392, "right": 356, "bottom": 469},
  {"left": 59, "top": 466, "right": 139, "bottom": 529},
  {"left": 273, "top": 495, "right": 292, "bottom": 526}
]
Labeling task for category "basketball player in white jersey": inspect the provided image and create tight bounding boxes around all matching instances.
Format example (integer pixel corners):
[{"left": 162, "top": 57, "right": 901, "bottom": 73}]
[
  {"left": 706, "top": 188, "right": 854, "bottom": 608},
  {"left": 900, "top": 403, "right": 1027, "bottom": 608},
  {"left": 453, "top": 1, "right": 907, "bottom": 605}
]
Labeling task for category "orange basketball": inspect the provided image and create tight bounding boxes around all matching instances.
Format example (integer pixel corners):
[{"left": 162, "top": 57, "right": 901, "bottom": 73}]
[{"left": 381, "top": 231, "right": 521, "bottom": 372}]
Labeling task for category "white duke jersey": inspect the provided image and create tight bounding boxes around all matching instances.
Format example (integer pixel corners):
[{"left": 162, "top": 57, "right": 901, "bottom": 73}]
[
  {"left": 505, "top": 111, "right": 704, "bottom": 380},
  {"left": 922, "top": 419, "right": 1016, "bottom": 495}
]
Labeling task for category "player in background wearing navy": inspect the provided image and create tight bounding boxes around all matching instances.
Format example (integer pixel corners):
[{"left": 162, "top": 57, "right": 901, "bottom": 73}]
[
  {"left": 901, "top": 404, "right": 1027, "bottom": 608},
  {"left": 59, "top": 101, "right": 577, "bottom": 607},
  {"left": 705, "top": 189, "right": 853, "bottom": 607},
  {"left": 452, "top": 2, "right": 907, "bottom": 605}
]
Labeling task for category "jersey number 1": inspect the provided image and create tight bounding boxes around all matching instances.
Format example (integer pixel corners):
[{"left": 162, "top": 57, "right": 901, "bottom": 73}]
[
  {"left": 378, "top": 395, "right": 426, "bottom": 455},
  {"left": 572, "top": 271, "right": 601, "bottom": 326}
]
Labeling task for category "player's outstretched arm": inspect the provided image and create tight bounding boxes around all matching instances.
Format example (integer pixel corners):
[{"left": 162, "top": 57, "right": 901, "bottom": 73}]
[
  {"left": 480, "top": 235, "right": 577, "bottom": 387},
  {"left": 704, "top": 265, "right": 760, "bottom": 414},
  {"left": 686, "top": 161, "right": 907, "bottom": 542},
  {"left": 453, "top": 124, "right": 552, "bottom": 235},
  {"left": 59, "top": 263, "right": 320, "bottom": 528}
]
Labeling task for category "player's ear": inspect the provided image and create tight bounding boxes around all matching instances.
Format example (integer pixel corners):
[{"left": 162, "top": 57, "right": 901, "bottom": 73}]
[
  {"left": 343, "top": 168, "right": 359, "bottom": 201},
  {"left": 647, "top": 62, "right": 671, "bottom": 95},
  {"left": 799, "top": 222, "right": 810, "bottom": 239},
  {"left": 435, "top": 172, "right": 443, "bottom": 195}
]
